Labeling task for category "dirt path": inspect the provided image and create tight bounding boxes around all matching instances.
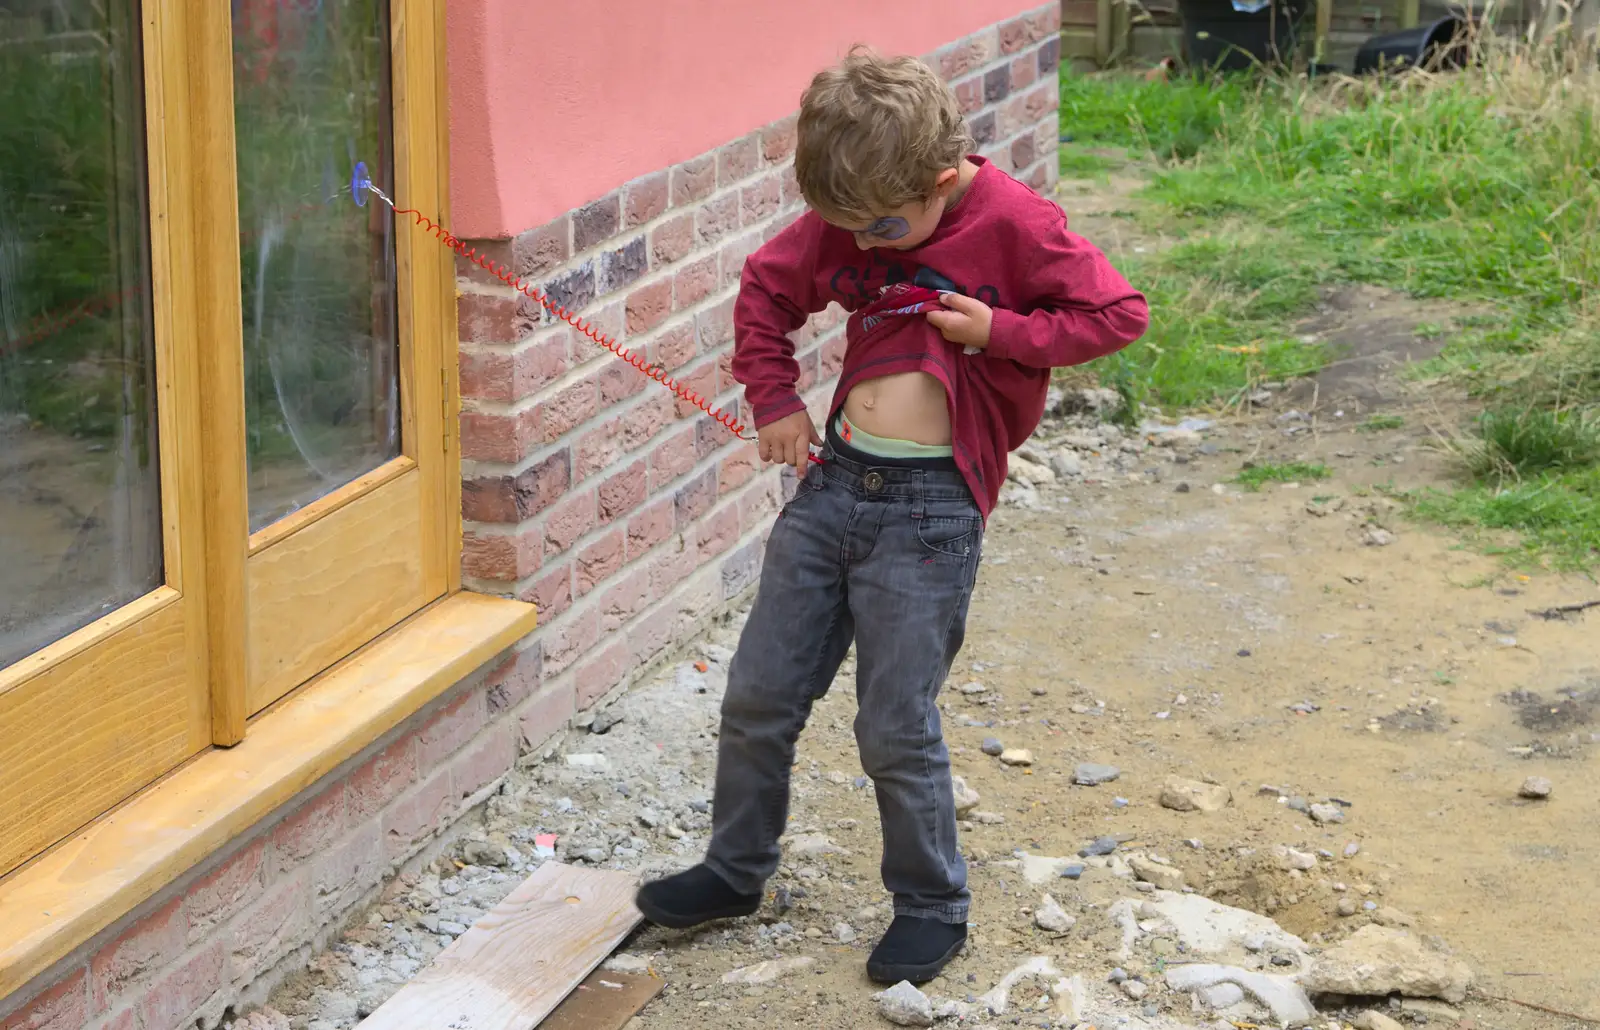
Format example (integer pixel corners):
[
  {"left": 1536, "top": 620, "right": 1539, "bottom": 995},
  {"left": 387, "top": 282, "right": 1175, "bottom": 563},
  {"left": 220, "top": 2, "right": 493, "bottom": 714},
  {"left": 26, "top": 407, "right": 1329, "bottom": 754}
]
[{"left": 258, "top": 177, "right": 1600, "bottom": 1030}]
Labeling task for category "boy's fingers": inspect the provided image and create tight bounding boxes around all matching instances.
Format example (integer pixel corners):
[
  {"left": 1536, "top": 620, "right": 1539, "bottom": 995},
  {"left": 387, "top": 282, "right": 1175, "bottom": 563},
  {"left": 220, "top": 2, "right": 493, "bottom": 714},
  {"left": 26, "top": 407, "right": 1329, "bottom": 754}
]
[{"left": 939, "top": 292, "right": 981, "bottom": 313}]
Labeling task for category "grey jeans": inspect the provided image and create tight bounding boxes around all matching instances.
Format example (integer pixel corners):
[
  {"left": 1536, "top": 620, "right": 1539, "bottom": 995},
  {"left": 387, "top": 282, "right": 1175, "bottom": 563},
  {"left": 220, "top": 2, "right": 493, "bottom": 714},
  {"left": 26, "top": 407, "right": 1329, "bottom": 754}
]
[{"left": 704, "top": 443, "right": 983, "bottom": 924}]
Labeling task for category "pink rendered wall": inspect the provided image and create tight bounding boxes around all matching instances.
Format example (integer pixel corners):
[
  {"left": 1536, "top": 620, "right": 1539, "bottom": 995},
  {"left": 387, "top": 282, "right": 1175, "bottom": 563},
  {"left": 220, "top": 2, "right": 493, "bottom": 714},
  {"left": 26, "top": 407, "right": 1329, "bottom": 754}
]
[{"left": 446, "top": 0, "right": 1040, "bottom": 239}]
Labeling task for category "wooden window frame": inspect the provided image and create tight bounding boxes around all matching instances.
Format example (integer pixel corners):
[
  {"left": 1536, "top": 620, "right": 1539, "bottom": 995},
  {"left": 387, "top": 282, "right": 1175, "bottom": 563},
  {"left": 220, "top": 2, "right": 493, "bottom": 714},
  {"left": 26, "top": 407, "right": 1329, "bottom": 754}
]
[{"left": 0, "top": 0, "right": 515, "bottom": 940}]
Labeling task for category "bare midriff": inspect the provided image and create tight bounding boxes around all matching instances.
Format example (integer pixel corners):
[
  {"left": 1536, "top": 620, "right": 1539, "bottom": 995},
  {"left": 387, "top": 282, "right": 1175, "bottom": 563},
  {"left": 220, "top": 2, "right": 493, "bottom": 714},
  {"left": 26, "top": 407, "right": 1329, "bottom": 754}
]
[{"left": 841, "top": 371, "right": 951, "bottom": 447}]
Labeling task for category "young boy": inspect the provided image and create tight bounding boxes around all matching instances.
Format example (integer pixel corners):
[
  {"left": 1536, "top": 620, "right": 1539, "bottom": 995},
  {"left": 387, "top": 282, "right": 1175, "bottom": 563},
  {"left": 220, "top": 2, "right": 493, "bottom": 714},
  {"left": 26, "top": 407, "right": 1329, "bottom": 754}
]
[{"left": 635, "top": 47, "right": 1148, "bottom": 984}]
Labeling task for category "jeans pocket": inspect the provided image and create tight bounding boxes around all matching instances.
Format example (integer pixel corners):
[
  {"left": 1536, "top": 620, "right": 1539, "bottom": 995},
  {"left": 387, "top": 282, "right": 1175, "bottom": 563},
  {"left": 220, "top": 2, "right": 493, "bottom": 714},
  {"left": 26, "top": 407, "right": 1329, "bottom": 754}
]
[
  {"left": 780, "top": 472, "right": 825, "bottom": 516},
  {"left": 915, "top": 515, "right": 981, "bottom": 561}
]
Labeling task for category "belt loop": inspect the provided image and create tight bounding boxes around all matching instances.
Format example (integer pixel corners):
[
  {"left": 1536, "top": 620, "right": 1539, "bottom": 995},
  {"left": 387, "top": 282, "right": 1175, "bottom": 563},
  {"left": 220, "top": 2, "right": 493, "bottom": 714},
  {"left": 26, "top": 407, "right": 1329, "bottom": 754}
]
[{"left": 911, "top": 470, "right": 926, "bottom": 520}]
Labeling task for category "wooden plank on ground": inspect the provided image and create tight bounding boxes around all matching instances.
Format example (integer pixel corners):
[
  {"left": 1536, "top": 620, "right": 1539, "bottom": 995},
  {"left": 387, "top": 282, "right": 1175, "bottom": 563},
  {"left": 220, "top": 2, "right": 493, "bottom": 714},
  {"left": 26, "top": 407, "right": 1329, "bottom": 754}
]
[
  {"left": 358, "top": 863, "right": 642, "bottom": 1030},
  {"left": 539, "top": 970, "right": 663, "bottom": 1030}
]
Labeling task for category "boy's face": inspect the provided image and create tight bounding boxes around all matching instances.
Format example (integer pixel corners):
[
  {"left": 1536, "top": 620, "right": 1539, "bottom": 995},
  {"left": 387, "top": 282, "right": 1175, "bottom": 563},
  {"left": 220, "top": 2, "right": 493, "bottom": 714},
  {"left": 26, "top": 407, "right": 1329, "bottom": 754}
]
[{"left": 822, "top": 167, "right": 960, "bottom": 252}]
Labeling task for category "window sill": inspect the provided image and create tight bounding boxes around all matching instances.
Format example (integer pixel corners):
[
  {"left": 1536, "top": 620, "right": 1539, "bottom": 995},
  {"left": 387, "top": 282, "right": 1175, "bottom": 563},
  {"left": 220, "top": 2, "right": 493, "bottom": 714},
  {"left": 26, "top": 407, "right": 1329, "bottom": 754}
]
[{"left": 0, "top": 591, "right": 537, "bottom": 1000}]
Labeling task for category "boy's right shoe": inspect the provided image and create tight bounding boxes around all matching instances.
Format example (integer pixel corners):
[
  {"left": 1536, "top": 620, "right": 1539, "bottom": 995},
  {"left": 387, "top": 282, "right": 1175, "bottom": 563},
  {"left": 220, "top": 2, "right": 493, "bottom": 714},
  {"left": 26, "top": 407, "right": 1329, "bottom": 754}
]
[{"left": 635, "top": 864, "right": 762, "bottom": 929}]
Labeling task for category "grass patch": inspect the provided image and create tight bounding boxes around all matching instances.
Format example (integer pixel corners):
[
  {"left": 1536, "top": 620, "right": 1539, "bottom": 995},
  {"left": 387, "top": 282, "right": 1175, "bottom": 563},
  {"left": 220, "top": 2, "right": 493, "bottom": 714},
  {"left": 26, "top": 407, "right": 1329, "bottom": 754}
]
[
  {"left": 1062, "top": 37, "right": 1600, "bottom": 567},
  {"left": 1059, "top": 147, "right": 1118, "bottom": 178},
  {"left": 1359, "top": 414, "right": 1406, "bottom": 432},
  {"left": 1237, "top": 462, "right": 1332, "bottom": 490},
  {"left": 1411, "top": 468, "right": 1600, "bottom": 571}
]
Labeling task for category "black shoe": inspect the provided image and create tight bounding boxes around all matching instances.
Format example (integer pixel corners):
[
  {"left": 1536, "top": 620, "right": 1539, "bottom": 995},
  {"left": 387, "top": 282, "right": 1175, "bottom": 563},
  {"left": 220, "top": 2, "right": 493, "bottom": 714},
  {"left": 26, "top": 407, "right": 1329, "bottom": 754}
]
[
  {"left": 866, "top": 914, "right": 967, "bottom": 985},
  {"left": 635, "top": 864, "right": 762, "bottom": 929}
]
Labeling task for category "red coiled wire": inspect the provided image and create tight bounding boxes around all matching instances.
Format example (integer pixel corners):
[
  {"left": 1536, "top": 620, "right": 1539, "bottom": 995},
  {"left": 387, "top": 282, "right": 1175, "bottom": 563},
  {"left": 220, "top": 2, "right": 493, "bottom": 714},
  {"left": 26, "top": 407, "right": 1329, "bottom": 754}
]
[{"left": 392, "top": 204, "right": 756, "bottom": 443}]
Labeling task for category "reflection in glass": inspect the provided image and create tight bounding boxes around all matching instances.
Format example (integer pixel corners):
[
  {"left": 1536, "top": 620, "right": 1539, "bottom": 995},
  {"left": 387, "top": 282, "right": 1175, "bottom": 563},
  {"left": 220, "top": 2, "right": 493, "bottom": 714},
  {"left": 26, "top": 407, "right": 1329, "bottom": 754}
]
[
  {"left": 233, "top": 0, "right": 400, "bottom": 532},
  {"left": 0, "top": 1, "right": 162, "bottom": 669}
]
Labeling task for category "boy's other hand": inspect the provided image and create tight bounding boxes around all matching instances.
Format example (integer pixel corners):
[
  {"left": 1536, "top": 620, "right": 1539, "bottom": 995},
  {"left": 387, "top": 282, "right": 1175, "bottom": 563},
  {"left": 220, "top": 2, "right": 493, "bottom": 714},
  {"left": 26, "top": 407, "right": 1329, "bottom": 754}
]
[
  {"left": 926, "top": 292, "right": 992, "bottom": 350},
  {"left": 758, "top": 410, "right": 821, "bottom": 474}
]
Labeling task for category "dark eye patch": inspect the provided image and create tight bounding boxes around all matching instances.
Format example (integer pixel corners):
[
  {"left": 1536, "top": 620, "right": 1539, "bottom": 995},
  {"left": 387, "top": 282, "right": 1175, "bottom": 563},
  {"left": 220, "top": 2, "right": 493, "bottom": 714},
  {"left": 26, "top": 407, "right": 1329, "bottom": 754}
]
[{"left": 861, "top": 216, "right": 911, "bottom": 241}]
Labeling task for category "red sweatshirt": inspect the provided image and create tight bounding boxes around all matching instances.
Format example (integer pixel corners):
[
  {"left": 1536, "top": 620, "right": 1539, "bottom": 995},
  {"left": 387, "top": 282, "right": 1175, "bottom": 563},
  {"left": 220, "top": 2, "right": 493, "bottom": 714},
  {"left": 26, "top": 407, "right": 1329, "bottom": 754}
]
[{"left": 731, "top": 157, "right": 1150, "bottom": 518}]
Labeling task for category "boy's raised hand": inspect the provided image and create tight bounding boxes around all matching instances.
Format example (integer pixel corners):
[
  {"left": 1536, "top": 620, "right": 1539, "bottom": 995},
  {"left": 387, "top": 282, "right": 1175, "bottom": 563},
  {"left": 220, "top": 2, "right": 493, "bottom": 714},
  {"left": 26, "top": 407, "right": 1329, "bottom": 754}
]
[
  {"left": 926, "top": 292, "right": 993, "bottom": 350},
  {"left": 758, "top": 410, "right": 821, "bottom": 475}
]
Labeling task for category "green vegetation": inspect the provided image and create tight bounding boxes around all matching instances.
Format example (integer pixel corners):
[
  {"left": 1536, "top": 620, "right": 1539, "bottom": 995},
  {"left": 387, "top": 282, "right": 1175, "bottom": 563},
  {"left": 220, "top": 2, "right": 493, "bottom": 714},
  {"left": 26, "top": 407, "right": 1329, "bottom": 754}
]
[
  {"left": 1063, "top": 37, "right": 1600, "bottom": 568},
  {"left": 1359, "top": 414, "right": 1406, "bottom": 432},
  {"left": 1236, "top": 462, "right": 1332, "bottom": 491}
]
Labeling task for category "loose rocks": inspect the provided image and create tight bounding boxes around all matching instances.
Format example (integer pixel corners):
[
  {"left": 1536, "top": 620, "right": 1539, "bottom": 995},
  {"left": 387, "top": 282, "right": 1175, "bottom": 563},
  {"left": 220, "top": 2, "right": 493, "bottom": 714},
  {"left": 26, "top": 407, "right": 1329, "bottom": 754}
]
[
  {"left": 876, "top": 981, "right": 934, "bottom": 1027},
  {"left": 999, "top": 748, "right": 1035, "bottom": 767},
  {"left": 951, "top": 774, "right": 981, "bottom": 815},
  {"left": 1130, "top": 855, "right": 1186, "bottom": 891},
  {"left": 1074, "top": 762, "right": 1121, "bottom": 785},
  {"left": 721, "top": 957, "right": 817, "bottom": 985},
  {"left": 1160, "top": 776, "right": 1231, "bottom": 813},
  {"left": 1303, "top": 925, "right": 1472, "bottom": 1003},
  {"left": 1034, "top": 894, "right": 1076, "bottom": 933},
  {"left": 1519, "top": 775, "right": 1553, "bottom": 799}
]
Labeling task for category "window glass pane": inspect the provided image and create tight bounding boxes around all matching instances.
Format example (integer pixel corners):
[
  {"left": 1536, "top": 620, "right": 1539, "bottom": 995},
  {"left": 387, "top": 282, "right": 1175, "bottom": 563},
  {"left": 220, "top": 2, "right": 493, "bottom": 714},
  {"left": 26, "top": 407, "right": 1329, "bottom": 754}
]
[
  {"left": 0, "top": 0, "right": 161, "bottom": 669},
  {"left": 233, "top": 0, "right": 400, "bottom": 533}
]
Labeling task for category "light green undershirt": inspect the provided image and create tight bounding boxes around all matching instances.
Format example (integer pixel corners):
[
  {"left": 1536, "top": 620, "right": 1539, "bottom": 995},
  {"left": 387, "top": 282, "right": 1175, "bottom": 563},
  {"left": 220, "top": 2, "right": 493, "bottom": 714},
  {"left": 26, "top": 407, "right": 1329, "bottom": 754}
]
[{"left": 834, "top": 411, "right": 955, "bottom": 459}]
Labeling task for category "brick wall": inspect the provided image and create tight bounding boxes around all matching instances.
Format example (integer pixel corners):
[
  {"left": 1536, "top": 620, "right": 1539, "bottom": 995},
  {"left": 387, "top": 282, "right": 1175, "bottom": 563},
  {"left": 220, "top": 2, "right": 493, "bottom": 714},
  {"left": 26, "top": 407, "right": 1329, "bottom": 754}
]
[
  {"left": 455, "top": 2, "right": 1063, "bottom": 721},
  {"left": 0, "top": 9, "right": 1061, "bottom": 1029}
]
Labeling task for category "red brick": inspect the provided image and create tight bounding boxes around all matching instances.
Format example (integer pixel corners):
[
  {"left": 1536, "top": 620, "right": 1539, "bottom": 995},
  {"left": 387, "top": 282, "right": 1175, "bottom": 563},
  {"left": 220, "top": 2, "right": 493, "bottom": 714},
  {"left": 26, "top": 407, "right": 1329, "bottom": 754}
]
[
  {"left": 3, "top": 969, "right": 88, "bottom": 1030},
  {"left": 718, "top": 134, "right": 761, "bottom": 186},
  {"left": 1000, "top": 10, "right": 1050, "bottom": 53},
  {"left": 954, "top": 76, "right": 984, "bottom": 115},
  {"left": 671, "top": 154, "right": 716, "bottom": 206},
  {"left": 570, "top": 302, "right": 624, "bottom": 365},
  {"left": 740, "top": 476, "right": 783, "bottom": 529},
  {"left": 597, "top": 461, "right": 648, "bottom": 523},
  {"left": 518, "top": 330, "right": 574, "bottom": 396},
  {"left": 455, "top": 238, "right": 514, "bottom": 287},
  {"left": 537, "top": 377, "right": 599, "bottom": 443},
  {"left": 1027, "top": 163, "right": 1049, "bottom": 191},
  {"left": 459, "top": 348, "right": 514, "bottom": 404},
  {"left": 696, "top": 193, "right": 740, "bottom": 245},
  {"left": 419, "top": 688, "right": 489, "bottom": 768},
  {"left": 795, "top": 346, "right": 820, "bottom": 394},
  {"left": 695, "top": 416, "right": 731, "bottom": 460},
  {"left": 653, "top": 321, "right": 698, "bottom": 372},
  {"left": 575, "top": 419, "right": 623, "bottom": 482},
  {"left": 185, "top": 841, "right": 265, "bottom": 945},
  {"left": 672, "top": 361, "right": 718, "bottom": 420},
  {"left": 1012, "top": 53, "right": 1040, "bottom": 90},
  {"left": 650, "top": 213, "right": 696, "bottom": 266},
  {"left": 345, "top": 734, "right": 418, "bottom": 822},
  {"left": 821, "top": 332, "right": 848, "bottom": 378},
  {"left": 1037, "top": 34, "right": 1062, "bottom": 74},
  {"left": 515, "top": 215, "right": 572, "bottom": 278},
  {"left": 761, "top": 116, "right": 798, "bottom": 163},
  {"left": 574, "top": 639, "right": 635, "bottom": 711},
  {"left": 598, "top": 565, "right": 656, "bottom": 632},
  {"left": 597, "top": 235, "right": 649, "bottom": 295},
  {"left": 267, "top": 785, "right": 346, "bottom": 876},
  {"left": 518, "top": 679, "right": 575, "bottom": 750},
  {"left": 624, "top": 172, "right": 669, "bottom": 227},
  {"left": 597, "top": 360, "right": 648, "bottom": 406},
  {"left": 780, "top": 166, "right": 803, "bottom": 208},
  {"left": 90, "top": 897, "right": 185, "bottom": 1012},
  {"left": 543, "top": 489, "right": 596, "bottom": 556},
  {"left": 1011, "top": 133, "right": 1038, "bottom": 172},
  {"left": 458, "top": 291, "right": 520, "bottom": 345},
  {"left": 938, "top": 29, "right": 1000, "bottom": 79},
  {"left": 718, "top": 231, "right": 764, "bottom": 290},
  {"left": 521, "top": 562, "right": 573, "bottom": 621},
  {"left": 697, "top": 503, "right": 740, "bottom": 561},
  {"left": 674, "top": 468, "right": 717, "bottom": 530},
  {"left": 542, "top": 607, "right": 599, "bottom": 675},
  {"left": 460, "top": 408, "right": 536, "bottom": 464},
  {"left": 741, "top": 174, "right": 781, "bottom": 225},
  {"left": 573, "top": 192, "right": 621, "bottom": 252},
  {"left": 648, "top": 426, "right": 699, "bottom": 491},
  {"left": 622, "top": 393, "right": 673, "bottom": 451},
  {"left": 311, "top": 824, "right": 382, "bottom": 917},
  {"left": 381, "top": 768, "right": 454, "bottom": 863},
  {"left": 627, "top": 279, "right": 673, "bottom": 334},
  {"left": 136, "top": 941, "right": 224, "bottom": 1030},
  {"left": 453, "top": 724, "right": 520, "bottom": 801},
  {"left": 1024, "top": 79, "right": 1057, "bottom": 123},
  {"left": 719, "top": 443, "right": 762, "bottom": 496},
  {"left": 462, "top": 527, "right": 540, "bottom": 582},
  {"left": 627, "top": 499, "right": 676, "bottom": 559},
  {"left": 462, "top": 448, "right": 571, "bottom": 523},
  {"left": 696, "top": 296, "right": 736, "bottom": 350},
  {"left": 672, "top": 575, "right": 724, "bottom": 636},
  {"left": 674, "top": 255, "right": 719, "bottom": 310},
  {"left": 626, "top": 611, "right": 675, "bottom": 670},
  {"left": 486, "top": 646, "right": 542, "bottom": 716},
  {"left": 575, "top": 529, "right": 626, "bottom": 595},
  {"left": 228, "top": 873, "right": 310, "bottom": 985},
  {"left": 648, "top": 536, "right": 697, "bottom": 599}
]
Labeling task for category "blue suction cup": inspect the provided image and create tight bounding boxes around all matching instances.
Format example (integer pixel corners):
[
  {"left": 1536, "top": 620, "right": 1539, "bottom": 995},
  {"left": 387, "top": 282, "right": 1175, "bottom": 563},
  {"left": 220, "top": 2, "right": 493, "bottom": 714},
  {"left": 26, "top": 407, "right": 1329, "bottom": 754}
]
[{"left": 351, "top": 161, "right": 371, "bottom": 207}]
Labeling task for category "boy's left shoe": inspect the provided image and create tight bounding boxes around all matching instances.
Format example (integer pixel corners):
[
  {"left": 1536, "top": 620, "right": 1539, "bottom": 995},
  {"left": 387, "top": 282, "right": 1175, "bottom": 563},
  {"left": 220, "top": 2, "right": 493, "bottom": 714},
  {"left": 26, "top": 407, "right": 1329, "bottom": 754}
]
[{"left": 866, "top": 914, "right": 968, "bottom": 985}]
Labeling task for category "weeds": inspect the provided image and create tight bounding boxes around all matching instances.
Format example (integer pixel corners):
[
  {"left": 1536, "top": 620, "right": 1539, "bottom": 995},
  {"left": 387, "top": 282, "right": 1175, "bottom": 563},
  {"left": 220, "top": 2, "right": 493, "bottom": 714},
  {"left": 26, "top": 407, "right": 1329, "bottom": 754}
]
[
  {"left": 1359, "top": 414, "right": 1406, "bottom": 432},
  {"left": 1237, "top": 462, "right": 1332, "bottom": 490},
  {"left": 1064, "top": 29, "right": 1600, "bottom": 566}
]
